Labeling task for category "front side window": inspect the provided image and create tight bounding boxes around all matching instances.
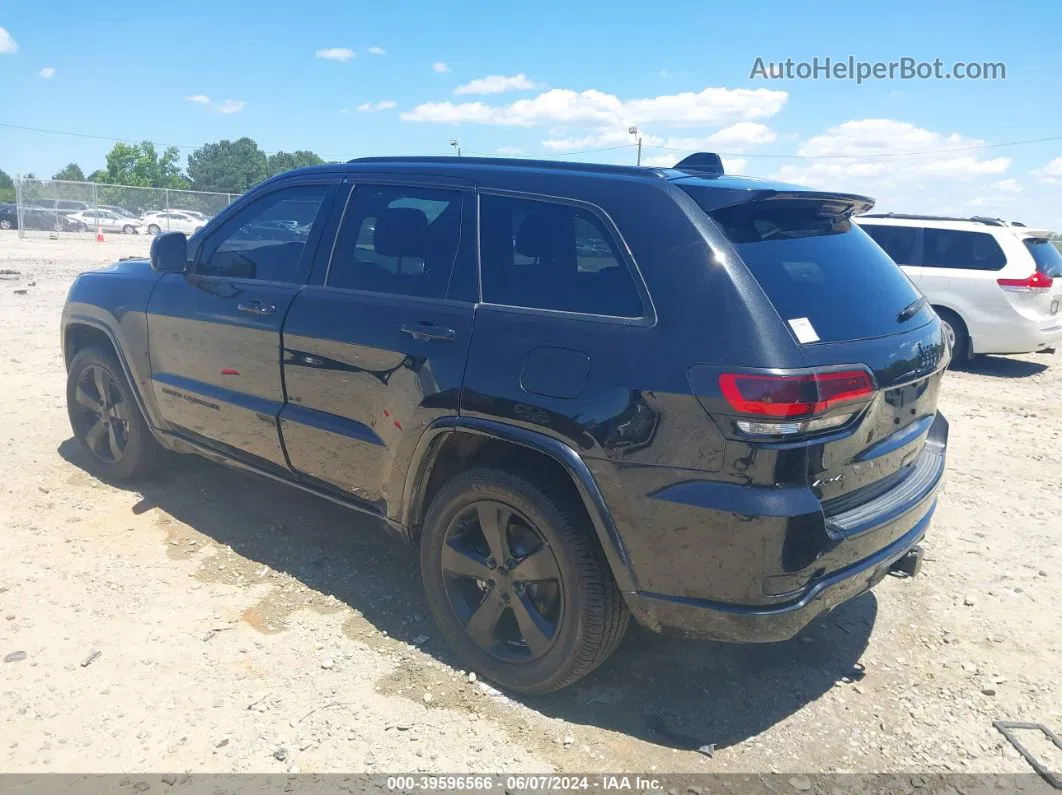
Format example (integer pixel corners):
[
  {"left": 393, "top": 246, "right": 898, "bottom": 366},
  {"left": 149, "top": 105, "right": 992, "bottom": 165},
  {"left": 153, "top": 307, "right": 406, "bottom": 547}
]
[
  {"left": 327, "top": 185, "right": 463, "bottom": 299},
  {"left": 479, "top": 194, "right": 643, "bottom": 317},
  {"left": 198, "top": 184, "right": 328, "bottom": 282},
  {"left": 921, "top": 228, "right": 1006, "bottom": 271}
]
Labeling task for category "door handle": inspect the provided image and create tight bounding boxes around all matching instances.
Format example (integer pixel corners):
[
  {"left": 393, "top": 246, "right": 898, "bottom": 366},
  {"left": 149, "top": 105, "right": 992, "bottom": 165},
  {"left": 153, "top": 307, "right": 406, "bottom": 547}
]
[
  {"left": 401, "top": 323, "right": 455, "bottom": 342},
  {"left": 237, "top": 300, "right": 277, "bottom": 316}
]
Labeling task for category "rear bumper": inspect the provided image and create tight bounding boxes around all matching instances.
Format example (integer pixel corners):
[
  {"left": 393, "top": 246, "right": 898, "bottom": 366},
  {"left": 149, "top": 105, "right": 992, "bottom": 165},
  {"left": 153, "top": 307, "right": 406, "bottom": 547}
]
[
  {"left": 626, "top": 503, "right": 933, "bottom": 642},
  {"left": 972, "top": 316, "right": 1062, "bottom": 355}
]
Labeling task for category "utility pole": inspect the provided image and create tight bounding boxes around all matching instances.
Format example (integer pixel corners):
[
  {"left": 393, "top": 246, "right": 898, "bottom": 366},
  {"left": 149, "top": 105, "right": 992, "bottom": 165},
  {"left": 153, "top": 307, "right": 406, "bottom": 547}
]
[
  {"left": 629, "top": 127, "right": 643, "bottom": 166},
  {"left": 449, "top": 138, "right": 461, "bottom": 157}
]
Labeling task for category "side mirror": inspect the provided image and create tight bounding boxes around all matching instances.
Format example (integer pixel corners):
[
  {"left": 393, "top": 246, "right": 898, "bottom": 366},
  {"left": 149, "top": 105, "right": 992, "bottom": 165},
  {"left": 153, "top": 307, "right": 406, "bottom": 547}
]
[{"left": 150, "top": 231, "right": 188, "bottom": 273}]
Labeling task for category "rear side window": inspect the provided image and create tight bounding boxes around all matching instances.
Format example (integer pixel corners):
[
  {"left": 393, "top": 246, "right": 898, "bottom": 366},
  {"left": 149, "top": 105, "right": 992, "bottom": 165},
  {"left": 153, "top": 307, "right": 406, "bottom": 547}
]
[
  {"left": 1024, "top": 238, "right": 1062, "bottom": 277},
  {"left": 860, "top": 224, "right": 920, "bottom": 265},
  {"left": 686, "top": 191, "right": 930, "bottom": 343},
  {"left": 922, "top": 228, "right": 1006, "bottom": 270},
  {"left": 479, "top": 194, "right": 643, "bottom": 317}
]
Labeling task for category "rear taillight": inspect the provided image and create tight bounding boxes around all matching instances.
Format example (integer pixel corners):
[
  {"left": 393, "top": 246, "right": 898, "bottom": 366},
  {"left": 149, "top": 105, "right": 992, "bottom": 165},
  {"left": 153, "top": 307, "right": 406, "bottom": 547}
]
[
  {"left": 719, "top": 370, "right": 874, "bottom": 437},
  {"left": 997, "top": 271, "right": 1053, "bottom": 291}
]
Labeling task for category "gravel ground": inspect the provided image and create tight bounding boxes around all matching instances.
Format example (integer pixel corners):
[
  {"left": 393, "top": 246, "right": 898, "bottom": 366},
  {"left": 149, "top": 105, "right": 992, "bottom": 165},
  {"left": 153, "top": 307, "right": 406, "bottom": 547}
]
[{"left": 1, "top": 230, "right": 1060, "bottom": 776}]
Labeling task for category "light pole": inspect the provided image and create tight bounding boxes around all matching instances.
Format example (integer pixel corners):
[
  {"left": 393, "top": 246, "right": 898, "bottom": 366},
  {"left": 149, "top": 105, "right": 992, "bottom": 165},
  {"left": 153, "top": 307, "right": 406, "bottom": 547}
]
[
  {"left": 449, "top": 138, "right": 461, "bottom": 157},
  {"left": 629, "top": 126, "right": 642, "bottom": 166}
]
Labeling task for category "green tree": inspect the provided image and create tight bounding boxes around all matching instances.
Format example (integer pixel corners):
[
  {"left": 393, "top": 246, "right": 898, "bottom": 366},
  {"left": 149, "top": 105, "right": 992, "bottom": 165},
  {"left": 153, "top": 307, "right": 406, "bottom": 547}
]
[
  {"left": 0, "top": 168, "right": 13, "bottom": 203},
  {"left": 95, "top": 141, "right": 189, "bottom": 189},
  {"left": 187, "top": 137, "right": 268, "bottom": 193},
  {"left": 267, "top": 150, "right": 324, "bottom": 177},
  {"left": 52, "top": 163, "right": 86, "bottom": 181}
]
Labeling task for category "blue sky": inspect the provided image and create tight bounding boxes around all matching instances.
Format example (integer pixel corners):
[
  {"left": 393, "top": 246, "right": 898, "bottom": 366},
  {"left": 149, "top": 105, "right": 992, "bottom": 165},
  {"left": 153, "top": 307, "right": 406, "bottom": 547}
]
[{"left": 3, "top": 0, "right": 1062, "bottom": 227}]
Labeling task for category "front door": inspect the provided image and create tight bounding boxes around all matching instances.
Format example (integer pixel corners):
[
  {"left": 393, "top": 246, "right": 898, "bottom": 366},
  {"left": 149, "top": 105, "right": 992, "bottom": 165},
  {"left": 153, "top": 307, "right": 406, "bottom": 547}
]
[
  {"left": 279, "top": 181, "right": 477, "bottom": 514},
  {"left": 146, "top": 179, "right": 338, "bottom": 472}
]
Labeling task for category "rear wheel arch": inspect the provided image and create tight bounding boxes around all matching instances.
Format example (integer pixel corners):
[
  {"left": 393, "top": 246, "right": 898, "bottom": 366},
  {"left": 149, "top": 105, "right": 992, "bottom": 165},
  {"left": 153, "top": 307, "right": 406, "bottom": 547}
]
[
  {"left": 404, "top": 421, "right": 637, "bottom": 594},
  {"left": 931, "top": 305, "right": 972, "bottom": 360}
]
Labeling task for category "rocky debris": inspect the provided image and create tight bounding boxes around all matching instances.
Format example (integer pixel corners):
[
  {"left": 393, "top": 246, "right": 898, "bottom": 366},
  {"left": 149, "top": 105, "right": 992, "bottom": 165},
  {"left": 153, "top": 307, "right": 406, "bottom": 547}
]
[
  {"left": 320, "top": 658, "right": 334, "bottom": 670},
  {"left": 4, "top": 651, "right": 26, "bottom": 663},
  {"left": 788, "top": 775, "right": 812, "bottom": 791},
  {"left": 273, "top": 747, "right": 289, "bottom": 762},
  {"left": 80, "top": 650, "right": 101, "bottom": 667}
]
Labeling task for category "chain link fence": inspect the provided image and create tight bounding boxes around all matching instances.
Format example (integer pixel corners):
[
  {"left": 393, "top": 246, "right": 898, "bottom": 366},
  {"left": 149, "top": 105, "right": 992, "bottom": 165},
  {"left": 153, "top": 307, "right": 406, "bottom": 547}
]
[{"left": 7, "top": 177, "right": 238, "bottom": 239}]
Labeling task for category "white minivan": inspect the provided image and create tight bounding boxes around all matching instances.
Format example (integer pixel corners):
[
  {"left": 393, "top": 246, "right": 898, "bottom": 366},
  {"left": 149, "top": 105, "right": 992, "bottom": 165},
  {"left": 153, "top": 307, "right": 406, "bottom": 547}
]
[{"left": 857, "top": 214, "right": 1062, "bottom": 362}]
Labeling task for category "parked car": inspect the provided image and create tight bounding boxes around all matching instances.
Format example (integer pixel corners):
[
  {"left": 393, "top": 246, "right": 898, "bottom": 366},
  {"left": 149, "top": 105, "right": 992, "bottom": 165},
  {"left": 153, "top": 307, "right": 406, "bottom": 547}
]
[
  {"left": 67, "top": 208, "right": 143, "bottom": 234},
  {"left": 61, "top": 154, "right": 948, "bottom": 693},
  {"left": 98, "top": 204, "right": 141, "bottom": 220},
  {"left": 858, "top": 214, "right": 1062, "bottom": 361},
  {"left": 0, "top": 204, "right": 86, "bottom": 232},
  {"left": 141, "top": 211, "right": 204, "bottom": 236},
  {"left": 28, "top": 198, "right": 91, "bottom": 216},
  {"left": 0, "top": 203, "right": 16, "bottom": 230}
]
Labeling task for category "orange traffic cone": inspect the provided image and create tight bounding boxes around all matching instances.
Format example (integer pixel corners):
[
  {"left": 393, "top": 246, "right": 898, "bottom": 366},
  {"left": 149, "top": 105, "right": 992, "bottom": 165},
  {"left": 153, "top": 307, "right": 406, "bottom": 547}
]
[{"left": 96, "top": 224, "right": 104, "bottom": 243}]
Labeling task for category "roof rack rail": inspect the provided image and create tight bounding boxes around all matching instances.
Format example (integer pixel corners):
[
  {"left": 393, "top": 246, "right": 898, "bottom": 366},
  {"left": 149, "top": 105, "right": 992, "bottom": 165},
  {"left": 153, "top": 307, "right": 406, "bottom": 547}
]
[
  {"left": 346, "top": 155, "right": 666, "bottom": 179},
  {"left": 862, "top": 212, "right": 1007, "bottom": 226}
]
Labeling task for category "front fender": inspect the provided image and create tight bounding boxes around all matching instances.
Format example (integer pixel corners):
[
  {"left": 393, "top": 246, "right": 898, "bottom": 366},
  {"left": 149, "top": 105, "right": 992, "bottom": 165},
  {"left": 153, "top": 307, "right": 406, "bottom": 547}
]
[{"left": 62, "top": 263, "right": 166, "bottom": 429}]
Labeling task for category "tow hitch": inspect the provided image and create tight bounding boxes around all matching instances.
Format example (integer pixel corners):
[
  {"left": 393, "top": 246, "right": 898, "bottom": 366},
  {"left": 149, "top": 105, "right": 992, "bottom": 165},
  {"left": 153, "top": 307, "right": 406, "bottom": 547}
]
[{"left": 889, "top": 544, "right": 924, "bottom": 578}]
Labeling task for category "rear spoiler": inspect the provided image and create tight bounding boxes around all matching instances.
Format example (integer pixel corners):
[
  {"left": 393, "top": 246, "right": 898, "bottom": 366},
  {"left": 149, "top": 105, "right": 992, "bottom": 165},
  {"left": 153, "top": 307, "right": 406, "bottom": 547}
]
[{"left": 690, "top": 188, "right": 876, "bottom": 217}]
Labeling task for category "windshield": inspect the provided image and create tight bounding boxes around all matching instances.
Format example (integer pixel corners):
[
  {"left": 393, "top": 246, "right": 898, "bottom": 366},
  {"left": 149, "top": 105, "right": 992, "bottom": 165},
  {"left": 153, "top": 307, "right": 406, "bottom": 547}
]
[
  {"left": 1024, "top": 238, "right": 1062, "bottom": 277},
  {"left": 683, "top": 188, "right": 932, "bottom": 343}
]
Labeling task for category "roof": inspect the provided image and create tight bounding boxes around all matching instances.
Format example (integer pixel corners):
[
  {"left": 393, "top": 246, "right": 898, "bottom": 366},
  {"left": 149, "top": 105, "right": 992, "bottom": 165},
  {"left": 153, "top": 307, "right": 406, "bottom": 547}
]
[
  {"left": 337, "top": 155, "right": 815, "bottom": 193},
  {"left": 857, "top": 214, "right": 1056, "bottom": 236}
]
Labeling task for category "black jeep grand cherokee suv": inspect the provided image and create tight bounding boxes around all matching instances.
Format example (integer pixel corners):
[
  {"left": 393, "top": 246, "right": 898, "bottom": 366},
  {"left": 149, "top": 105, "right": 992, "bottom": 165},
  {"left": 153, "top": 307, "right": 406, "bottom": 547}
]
[{"left": 62, "top": 154, "right": 948, "bottom": 693}]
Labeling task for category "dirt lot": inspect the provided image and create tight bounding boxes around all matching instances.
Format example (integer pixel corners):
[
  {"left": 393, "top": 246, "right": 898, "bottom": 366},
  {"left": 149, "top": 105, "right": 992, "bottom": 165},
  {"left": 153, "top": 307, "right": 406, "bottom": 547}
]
[{"left": 1, "top": 230, "right": 1060, "bottom": 776}]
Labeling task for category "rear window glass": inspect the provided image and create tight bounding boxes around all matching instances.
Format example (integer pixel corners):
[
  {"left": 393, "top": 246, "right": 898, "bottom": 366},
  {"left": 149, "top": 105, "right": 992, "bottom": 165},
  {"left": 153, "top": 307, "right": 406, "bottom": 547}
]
[
  {"left": 683, "top": 189, "right": 930, "bottom": 343},
  {"left": 922, "top": 228, "right": 1006, "bottom": 271},
  {"left": 1024, "top": 238, "right": 1062, "bottom": 277}
]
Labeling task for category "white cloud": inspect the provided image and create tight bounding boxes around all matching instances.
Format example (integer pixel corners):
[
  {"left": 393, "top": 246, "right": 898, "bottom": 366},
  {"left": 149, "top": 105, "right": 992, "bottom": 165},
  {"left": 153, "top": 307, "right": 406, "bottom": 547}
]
[
  {"left": 216, "top": 99, "right": 247, "bottom": 114},
  {"left": 38, "top": 67, "right": 55, "bottom": 79},
  {"left": 432, "top": 61, "right": 450, "bottom": 73},
  {"left": 316, "top": 48, "right": 355, "bottom": 62},
  {"left": 771, "top": 119, "right": 1011, "bottom": 191},
  {"left": 454, "top": 73, "right": 538, "bottom": 96},
  {"left": 968, "top": 195, "right": 1015, "bottom": 207},
  {"left": 357, "top": 100, "right": 397, "bottom": 112},
  {"left": 1033, "top": 156, "right": 1062, "bottom": 183},
  {"left": 185, "top": 94, "right": 211, "bottom": 104},
  {"left": 992, "top": 179, "right": 1021, "bottom": 193},
  {"left": 367, "top": 46, "right": 385, "bottom": 56},
  {"left": 402, "top": 86, "right": 787, "bottom": 128},
  {"left": 0, "top": 26, "right": 17, "bottom": 54},
  {"left": 496, "top": 146, "right": 525, "bottom": 155},
  {"left": 543, "top": 122, "right": 776, "bottom": 156}
]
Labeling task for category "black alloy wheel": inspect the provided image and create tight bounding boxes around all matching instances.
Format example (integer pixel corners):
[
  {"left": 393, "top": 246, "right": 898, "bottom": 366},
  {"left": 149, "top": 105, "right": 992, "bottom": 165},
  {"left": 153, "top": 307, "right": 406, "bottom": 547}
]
[{"left": 440, "top": 500, "right": 564, "bottom": 662}]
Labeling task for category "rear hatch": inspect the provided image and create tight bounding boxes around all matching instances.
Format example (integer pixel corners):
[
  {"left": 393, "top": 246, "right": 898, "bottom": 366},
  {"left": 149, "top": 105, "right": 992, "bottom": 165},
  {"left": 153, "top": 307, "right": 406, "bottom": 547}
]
[
  {"left": 682, "top": 185, "right": 948, "bottom": 539},
  {"left": 1008, "top": 233, "right": 1062, "bottom": 324}
]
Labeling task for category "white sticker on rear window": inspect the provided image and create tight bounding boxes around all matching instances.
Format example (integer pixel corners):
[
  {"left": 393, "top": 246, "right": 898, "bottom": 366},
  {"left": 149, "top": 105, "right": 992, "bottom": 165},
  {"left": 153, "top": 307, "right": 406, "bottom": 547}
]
[{"left": 788, "top": 317, "right": 820, "bottom": 344}]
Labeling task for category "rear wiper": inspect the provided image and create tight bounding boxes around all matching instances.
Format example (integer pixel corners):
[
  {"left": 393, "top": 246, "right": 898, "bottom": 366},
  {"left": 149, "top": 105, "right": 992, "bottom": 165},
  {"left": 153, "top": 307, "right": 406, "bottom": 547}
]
[{"left": 897, "top": 297, "right": 926, "bottom": 323}]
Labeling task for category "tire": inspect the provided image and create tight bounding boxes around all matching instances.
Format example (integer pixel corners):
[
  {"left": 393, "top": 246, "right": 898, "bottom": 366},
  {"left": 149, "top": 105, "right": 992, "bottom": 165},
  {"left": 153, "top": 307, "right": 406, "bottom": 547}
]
[
  {"left": 0, "top": 218, "right": 12, "bottom": 230},
  {"left": 66, "top": 347, "right": 163, "bottom": 481},
  {"left": 935, "top": 308, "right": 969, "bottom": 366},
  {"left": 147, "top": 224, "right": 161, "bottom": 235},
  {"left": 122, "top": 225, "right": 137, "bottom": 235},
  {"left": 420, "top": 467, "right": 629, "bottom": 693}
]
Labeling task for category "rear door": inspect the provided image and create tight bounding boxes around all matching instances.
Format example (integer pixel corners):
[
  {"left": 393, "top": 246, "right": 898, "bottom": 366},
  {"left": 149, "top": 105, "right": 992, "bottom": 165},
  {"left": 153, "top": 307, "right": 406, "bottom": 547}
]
[
  {"left": 278, "top": 179, "right": 477, "bottom": 514},
  {"left": 1018, "top": 235, "right": 1062, "bottom": 320},
  {"left": 146, "top": 177, "right": 338, "bottom": 472}
]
